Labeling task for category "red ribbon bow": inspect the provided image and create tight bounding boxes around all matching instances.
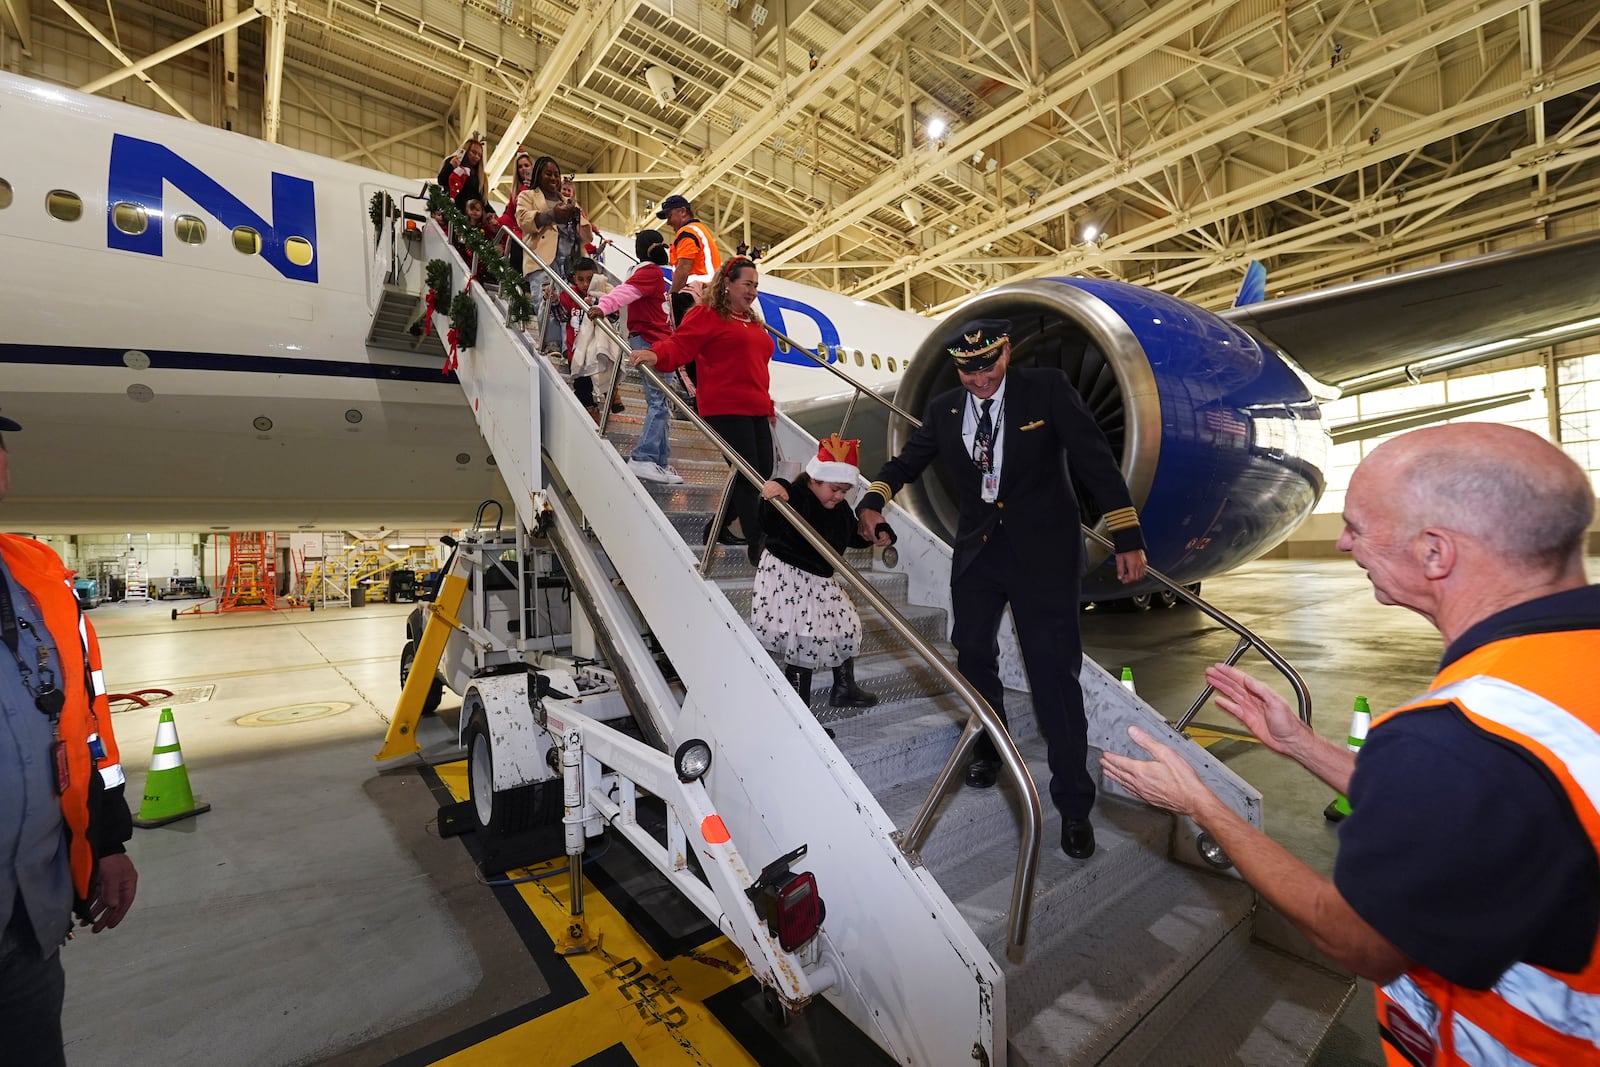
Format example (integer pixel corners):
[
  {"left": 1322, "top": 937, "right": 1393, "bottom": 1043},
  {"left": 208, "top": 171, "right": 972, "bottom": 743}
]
[
  {"left": 422, "top": 289, "right": 438, "bottom": 338},
  {"left": 444, "top": 327, "right": 460, "bottom": 375}
]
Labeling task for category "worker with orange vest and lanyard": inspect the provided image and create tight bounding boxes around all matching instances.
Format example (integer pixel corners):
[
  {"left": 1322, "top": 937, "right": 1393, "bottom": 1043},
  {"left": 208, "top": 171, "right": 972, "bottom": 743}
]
[
  {"left": 657, "top": 194, "right": 724, "bottom": 406},
  {"left": 1101, "top": 422, "right": 1599, "bottom": 1067},
  {"left": 0, "top": 413, "right": 137, "bottom": 1066}
]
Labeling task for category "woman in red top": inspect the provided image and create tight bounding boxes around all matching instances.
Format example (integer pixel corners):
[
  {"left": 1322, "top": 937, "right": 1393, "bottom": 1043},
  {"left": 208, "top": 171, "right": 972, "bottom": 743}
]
[{"left": 632, "top": 256, "right": 773, "bottom": 564}]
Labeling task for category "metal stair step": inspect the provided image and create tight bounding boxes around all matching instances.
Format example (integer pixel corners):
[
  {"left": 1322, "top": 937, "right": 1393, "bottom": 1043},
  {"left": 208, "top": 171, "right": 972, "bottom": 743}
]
[
  {"left": 1098, "top": 935, "right": 1354, "bottom": 1067},
  {"left": 793, "top": 661, "right": 958, "bottom": 724},
  {"left": 934, "top": 794, "right": 1179, "bottom": 954},
  {"left": 831, "top": 688, "right": 1039, "bottom": 795},
  {"left": 867, "top": 729, "right": 1097, "bottom": 875},
  {"left": 1005, "top": 863, "right": 1257, "bottom": 1067}
]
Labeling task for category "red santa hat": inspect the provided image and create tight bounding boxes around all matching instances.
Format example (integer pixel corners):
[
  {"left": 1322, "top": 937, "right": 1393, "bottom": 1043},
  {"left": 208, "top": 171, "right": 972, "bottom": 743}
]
[{"left": 805, "top": 434, "right": 861, "bottom": 484}]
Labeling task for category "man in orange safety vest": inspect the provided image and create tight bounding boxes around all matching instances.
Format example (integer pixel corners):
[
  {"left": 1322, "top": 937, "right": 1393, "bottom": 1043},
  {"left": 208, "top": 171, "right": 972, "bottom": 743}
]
[
  {"left": 1102, "top": 423, "right": 1600, "bottom": 1067},
  {"left": 0, "top": 412, "right": 138, "bottom": 1066}
]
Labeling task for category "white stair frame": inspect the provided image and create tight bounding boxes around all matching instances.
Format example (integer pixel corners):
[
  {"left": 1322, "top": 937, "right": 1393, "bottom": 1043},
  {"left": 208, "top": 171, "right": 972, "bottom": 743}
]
[{"left": 422, "top": 223, "right": 1008, "bottom": 1064}]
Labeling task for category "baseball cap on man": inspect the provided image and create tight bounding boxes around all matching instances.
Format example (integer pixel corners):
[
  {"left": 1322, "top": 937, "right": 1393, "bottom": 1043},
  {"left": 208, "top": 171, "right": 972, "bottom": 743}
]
[
  {"left": 655, "top": 194, "right": 691, "bottom": 219},
  {"left": 946, "top": 318, "right": 1011, "bottom": 371},
  {"left": 0, "top": 413, "right": 20, "bottom": 432}
]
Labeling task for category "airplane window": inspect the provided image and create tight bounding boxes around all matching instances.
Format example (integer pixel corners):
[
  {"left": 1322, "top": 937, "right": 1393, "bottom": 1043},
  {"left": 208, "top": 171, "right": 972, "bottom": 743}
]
[
  {"left": 853, "top": 351, "right": 864, "bottom": 367},
  {"left": 174, "top": 215, "right": 206, "bottom": 244},
  {"left": 0, "top": 179, "right": 11, "bottom": 210},
  {"left": 888, "top": 357, "right": 898, "bottom": 373},
  {"left": 47, "top": 190, "right": 83, "bottom": 222},
  {"left": 871, "top": 354, "right": 882, "bottom": 370},
  {"left": 232, "top": 225, "right": 261, "bottom": 255},
  {"left": 112, "top": 202, "right": 148, "bottom": 236},
  {"left": 285, "top": 237, "right": 315, "bottom": 267}
]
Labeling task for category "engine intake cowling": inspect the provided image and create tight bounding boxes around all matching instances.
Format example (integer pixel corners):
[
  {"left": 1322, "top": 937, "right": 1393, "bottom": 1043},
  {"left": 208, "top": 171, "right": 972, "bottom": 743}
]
[{"left": 889, "top": 278, "right": 1329, "bottom": 599}]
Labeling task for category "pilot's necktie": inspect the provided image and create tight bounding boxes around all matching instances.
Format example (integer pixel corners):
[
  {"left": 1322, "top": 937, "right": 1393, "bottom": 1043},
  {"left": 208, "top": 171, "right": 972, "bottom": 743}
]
[{"left": 975, "top": 398, "right": 994, "bottom": 475}]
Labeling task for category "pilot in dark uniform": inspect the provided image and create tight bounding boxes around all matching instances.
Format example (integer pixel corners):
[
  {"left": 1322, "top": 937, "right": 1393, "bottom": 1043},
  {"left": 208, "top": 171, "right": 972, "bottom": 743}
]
[{"left": 855, "top": 319, "right": 1147, "bottom": 858}]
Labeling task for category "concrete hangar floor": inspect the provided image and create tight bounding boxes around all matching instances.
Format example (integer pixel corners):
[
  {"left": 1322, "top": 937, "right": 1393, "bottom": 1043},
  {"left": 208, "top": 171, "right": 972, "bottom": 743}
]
[{"left": 58, "top": 555, "right": 1478, "bottom": 1067}]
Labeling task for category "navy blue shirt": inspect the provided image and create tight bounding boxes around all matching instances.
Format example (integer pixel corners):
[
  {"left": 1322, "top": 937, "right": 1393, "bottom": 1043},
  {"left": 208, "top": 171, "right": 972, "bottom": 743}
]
[
  {"left": 1334, "top": 585, "right": 1600, "bottom": 989},
  {"left": 0, "top": 557, "right": 73, "bottom": 954}
]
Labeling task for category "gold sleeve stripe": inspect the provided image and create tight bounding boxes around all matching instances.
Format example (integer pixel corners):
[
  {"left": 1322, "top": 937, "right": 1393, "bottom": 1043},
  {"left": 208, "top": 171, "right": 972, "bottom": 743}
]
[
  {"left": 1104, "top": 507, "right": 1140, "bottom": 530},
  {"left": 866, "top": 481, "right": 895, "bottom": 505}
]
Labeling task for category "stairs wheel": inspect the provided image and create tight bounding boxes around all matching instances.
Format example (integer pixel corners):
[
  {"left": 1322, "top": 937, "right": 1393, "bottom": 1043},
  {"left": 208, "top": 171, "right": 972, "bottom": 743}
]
[
  {"left": 400, "top": 638, "right": 444, "bottom": 715},
  {"left": 762, "top": 986, "right": 793, "bottom": 1029},
  {"left": 465, "top": 711, "right": 552, "bottom": 836}
]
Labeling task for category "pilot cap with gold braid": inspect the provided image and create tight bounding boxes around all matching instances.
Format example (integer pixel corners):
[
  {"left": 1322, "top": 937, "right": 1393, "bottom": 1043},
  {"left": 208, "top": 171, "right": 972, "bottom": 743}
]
[
  {"left": 806, "top": 434, "right": 861, "bottom": 483},
  {"left": 947, "top": 318, "right": 1011, "bottom": 371}
]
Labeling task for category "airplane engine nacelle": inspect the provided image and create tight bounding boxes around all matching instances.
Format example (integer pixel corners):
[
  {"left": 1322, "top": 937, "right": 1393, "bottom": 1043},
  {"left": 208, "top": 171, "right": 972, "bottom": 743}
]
[{"left": 890, "top": 278, "right": 1331, "bottom": 600}]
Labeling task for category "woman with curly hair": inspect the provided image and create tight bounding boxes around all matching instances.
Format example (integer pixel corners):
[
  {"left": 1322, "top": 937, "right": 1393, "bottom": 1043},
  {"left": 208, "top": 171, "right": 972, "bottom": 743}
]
[
  {"left": 630, "top": 256, "right": 773, "bottom": 565},
  {"left": 514, "top": 155, "right": 592, "bottom": 349}
]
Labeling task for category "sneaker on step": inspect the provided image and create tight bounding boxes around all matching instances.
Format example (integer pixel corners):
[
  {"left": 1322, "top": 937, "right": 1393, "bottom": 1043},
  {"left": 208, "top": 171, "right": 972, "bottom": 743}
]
[{"left": 628, "top": 457, "right": 683, "bottom": 484}]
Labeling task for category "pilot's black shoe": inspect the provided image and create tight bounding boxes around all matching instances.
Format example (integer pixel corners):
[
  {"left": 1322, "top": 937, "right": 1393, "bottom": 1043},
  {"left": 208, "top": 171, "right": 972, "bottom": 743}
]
[
  {"left": 964, "top": 757, "right": 1000, "bottom": 789},
  {"left": 1061, "top": 818, "right": 1096, "bottom": 859},
  {"left": 702, "top": 519, "right": 746, "bottom": 547}
]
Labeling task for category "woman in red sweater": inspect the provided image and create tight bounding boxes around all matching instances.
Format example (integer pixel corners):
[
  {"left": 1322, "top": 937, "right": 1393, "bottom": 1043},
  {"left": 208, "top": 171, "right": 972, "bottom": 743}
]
[{"left": 632, "top": 256, "right": 773, "bottom": 565}]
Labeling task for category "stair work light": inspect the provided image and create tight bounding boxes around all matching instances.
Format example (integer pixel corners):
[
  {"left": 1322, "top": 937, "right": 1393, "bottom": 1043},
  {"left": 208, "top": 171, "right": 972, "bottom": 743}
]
[{"left": 675, "top": 738, "right": 712, "bottom": 782}]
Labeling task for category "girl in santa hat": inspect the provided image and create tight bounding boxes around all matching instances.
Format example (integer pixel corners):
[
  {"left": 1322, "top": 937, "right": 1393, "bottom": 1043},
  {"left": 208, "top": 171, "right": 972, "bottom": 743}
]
[{"left": 752, "top": 435, "right": 894, "bottom": 720}]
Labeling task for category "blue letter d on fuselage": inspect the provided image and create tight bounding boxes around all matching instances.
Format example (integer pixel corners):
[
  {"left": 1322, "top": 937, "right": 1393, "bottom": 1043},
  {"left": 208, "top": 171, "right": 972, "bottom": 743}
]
[{"left": 107, "top": 134, "right": 318, "bottom": 283}]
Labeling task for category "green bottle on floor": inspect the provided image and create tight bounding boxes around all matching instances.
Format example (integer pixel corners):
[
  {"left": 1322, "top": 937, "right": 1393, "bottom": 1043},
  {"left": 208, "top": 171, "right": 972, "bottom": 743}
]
[{"left": 1323, "top": 695, "right": 1372, "bottom": 822}]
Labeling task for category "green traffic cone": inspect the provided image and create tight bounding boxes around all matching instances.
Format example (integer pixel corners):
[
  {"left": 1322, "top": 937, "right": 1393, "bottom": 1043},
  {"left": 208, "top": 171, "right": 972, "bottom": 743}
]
[
  {"left": 1120, "top": 666, "right": 1136, "bottom": 694},
  {"left": 1323, "top": 696, "right": 1371, "bottom": 822},
  {"left": 133, "top": 708, "right": 212, "bottom": 828}
]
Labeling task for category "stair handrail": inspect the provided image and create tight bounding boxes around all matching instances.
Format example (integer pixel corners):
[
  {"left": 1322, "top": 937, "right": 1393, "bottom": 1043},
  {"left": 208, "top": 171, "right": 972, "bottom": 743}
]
[
  {"left": 763, "top": 325, "right": 923, "bottom": 434},
  {"left": 1080, "top": 527, "right": 1314, "bottom": 731},
  {"left": 764, "top": 323, "right": 1315, "bottom": 732},
  {"left": 454, "top": 221, "right": 1045, "bottom": 951}
]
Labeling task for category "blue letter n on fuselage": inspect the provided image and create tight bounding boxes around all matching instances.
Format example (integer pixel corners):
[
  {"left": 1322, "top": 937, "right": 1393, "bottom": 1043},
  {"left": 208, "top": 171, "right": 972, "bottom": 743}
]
[{"left": 107, "top": 134, "right": 318, "bottom": 283}]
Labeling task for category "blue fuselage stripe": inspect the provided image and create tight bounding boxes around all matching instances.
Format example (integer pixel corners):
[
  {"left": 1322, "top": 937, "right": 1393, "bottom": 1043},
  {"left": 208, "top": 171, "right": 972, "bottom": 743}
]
[{"left": 0, "top": 343, "right": 456, "bottom": 385}]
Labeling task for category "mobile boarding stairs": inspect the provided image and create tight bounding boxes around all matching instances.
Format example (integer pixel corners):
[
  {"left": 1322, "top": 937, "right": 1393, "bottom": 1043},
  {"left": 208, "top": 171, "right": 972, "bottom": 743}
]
[{"left": 373, "top": 210, "right": 1355, "bottom": 1066}]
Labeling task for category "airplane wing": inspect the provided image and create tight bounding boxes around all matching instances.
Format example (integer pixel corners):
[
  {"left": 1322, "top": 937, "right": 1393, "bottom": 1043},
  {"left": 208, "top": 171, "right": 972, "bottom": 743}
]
[
  {"left": 1328, "top": 390, "right": 1534, "bottom": 444},
  {"left": 1220, "top": 231, "right": 1600, "bottom": 388}
]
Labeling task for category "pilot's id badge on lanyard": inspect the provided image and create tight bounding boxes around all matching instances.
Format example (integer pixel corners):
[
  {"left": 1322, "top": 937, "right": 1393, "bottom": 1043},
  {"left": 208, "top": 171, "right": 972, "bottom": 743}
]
[{"left": 981, "top": 472, "right": 1000, "bottom": 503}]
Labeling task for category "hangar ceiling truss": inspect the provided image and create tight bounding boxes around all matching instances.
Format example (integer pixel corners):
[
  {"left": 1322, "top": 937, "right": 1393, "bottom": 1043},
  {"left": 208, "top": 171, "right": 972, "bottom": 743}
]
[{"left": 16, "top": 0, "right": 1600, "bottom": 315}]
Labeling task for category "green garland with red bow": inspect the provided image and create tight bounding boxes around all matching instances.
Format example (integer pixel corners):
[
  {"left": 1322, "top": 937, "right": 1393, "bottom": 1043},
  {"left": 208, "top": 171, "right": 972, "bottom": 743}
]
[
  {"left": 423, "top": 258, "right": 452, "bottom": 338},
  {"left": 444, "top": 291, "right": 478, "bottom": 374},
  {"left": 425, "top": 184, "right": 533, "bottom": 327}
]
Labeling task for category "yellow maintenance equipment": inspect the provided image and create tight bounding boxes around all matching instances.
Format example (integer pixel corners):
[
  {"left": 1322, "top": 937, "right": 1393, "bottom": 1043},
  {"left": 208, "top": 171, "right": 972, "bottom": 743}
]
[{"left": 376, "top": 571, "right": 468, "bottom": 761}]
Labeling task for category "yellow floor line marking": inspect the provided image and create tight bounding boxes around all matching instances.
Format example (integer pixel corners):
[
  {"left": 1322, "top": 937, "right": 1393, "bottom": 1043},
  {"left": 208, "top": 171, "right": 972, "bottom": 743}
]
[
  {"left": 1183, "top": 727, "right": 1263, "bottom": 749},
  {"left": 433, "top": 762, "right": 759, "bottom": 1067}
]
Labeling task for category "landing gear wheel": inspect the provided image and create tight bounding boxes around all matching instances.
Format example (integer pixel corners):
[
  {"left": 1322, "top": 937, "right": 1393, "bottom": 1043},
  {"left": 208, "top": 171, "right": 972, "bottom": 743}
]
[
  {"left": 465, "top": 711, "right": 549, "bottom": 836},
  {"left": 399, "top": 638, "right": 444, "bottom": 715},
  {"left": 1152, "top": 589, "right": 1179, "bottom": 609}
]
